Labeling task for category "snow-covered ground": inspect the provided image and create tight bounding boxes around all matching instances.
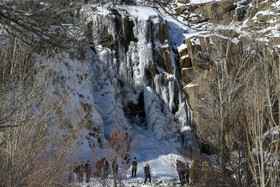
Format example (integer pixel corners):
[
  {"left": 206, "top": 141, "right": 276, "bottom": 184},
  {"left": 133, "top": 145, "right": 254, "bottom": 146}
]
[{"left": 75, "top": 123, "right": 190, "bottom": 187}]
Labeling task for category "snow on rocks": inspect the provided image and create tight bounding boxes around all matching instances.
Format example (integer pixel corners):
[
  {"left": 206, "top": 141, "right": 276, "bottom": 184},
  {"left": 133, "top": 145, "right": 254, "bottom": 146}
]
[
  {"left": 178, "top": 43, "right": 188, "bottom": 52},
  {"left": 121, "top": 5, "right": 160, "bottom": 20},
  {"left": 80, "top": 4, "right": 195, "bottom": 145},
  {"left": 90, "top": 57, "right": 130, "bottom": 137},
  {"left": 190, "top": 0, "right": 223, "bottom": 4},
  {"left": 184, "top": 83, "right": 198, "bottom": 88},
  {"left": 40, "top": 6, "right": 200, "bottom": 182},
  {"left": 190, "top": 36, "right": 201, "bottom": 45},
  {"left": 144, "top": 87, "right": 176, "bottom": 140},
  {"left": 33, "top": 48, "right": 107, "bottom": 156}
]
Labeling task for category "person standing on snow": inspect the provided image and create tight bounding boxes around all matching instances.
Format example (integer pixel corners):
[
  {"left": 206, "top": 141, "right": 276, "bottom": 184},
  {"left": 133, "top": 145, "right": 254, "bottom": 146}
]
[
  {"left": 189, "top": 161, "right": 197, "bottom": 185},
  {"left": 68, "top": 163, "right": 73, "bottom": 183},
  {"left": 78, "top": 161, "right": 84, "bottom": 183},
  {"left": 131, "top": 157, "right": 138, "bottom": 178},
  {"left": 176, "top": 160, "right": 186, "bottom": 186},
  {"left": 73, "top": 162, "right": 79, "bottom": 183},
  {"left": 144, "top": 163, "right": 151, "bottom": 184},
  {"left": 184, "top": 163, "right": 190, "bottom": 184},
  {"left": 103, "top": 159, "right": 110, "bottom": 178},
  {"left": 84, "top": 160, "right": 91, "bottom": 183},
  {"left": 112, "top": 156, "right": 118, "bottom": 177}
]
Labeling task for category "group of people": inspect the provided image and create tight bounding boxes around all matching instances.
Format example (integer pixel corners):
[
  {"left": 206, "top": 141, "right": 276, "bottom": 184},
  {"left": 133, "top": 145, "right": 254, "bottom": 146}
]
[
  {"left": 130, "top": 157, "right": 152, "bottom": 184},
  {"left": 201, "top": 157, "right": 210, "bottom": 168},
  {"left": 176, "top": 157, "right": 211, "bottom": 186},
  {"left": 68, "top": 157, "right": 212, "bottom": 185},
  {"left": 96, "top": 157, "right": 111, "bottom": 177},
  {"left": 68, "top": 161, "right": 91, "bottom": 183},
  {"left": 68, "top": 158, "right": 111, "bottom": 184},
  {"left": 110, "top": 131, "right": 132, "bottom": 154},
  {"left": 130, "top": 157, "right": 151, "bottom": 184},
  {"left": 67, "top": 156, "right": 153, "bottom": 184}
]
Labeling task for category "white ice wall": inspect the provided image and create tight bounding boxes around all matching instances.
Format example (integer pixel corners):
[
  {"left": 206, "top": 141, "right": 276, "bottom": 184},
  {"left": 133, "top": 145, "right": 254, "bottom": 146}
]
[{"left": 65, "top": 4, "right": 197, "bottom": 150}]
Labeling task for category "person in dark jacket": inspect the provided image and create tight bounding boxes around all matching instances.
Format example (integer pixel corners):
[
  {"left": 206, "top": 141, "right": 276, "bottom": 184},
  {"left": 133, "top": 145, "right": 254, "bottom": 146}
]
[
  {"left": 176, "top": 160, "right": 186, "bottom": 186},
  {"left": 103, "top": 159, "right": 110, "bottom": 178},
  {"left": 124, "top": 153, "right": 131, "bottom": 164},
  {"left": 68, "top": 163, "right": 73, "bottom": 183},
  {"left": 184, "top": 164, "right": 190, "bottom": 184},
  {"left": 112, "top": 156, "right": 119, "bottom": 178},
  {"left": 144, "top": 163, "right": 151, "bottom": 184},
  {"left": 73, "top": 162, "right": 79, "bottom": 183},
  {"left": 84, "top": 160, "right": 91, "bottom": 183},
  {"left": 77, "top": 161, "right": 84, "bottom": 183},
  {"left": 132, "top": 157, "right": 138, "bottom": 178}
]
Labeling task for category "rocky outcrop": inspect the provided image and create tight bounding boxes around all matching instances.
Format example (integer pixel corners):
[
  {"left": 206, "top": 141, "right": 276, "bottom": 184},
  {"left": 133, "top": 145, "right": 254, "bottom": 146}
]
[
  {"left": 178, "top": 0, "right": 237, "bottom": 25},
  {"left": 177, "top": 0, "right": 280, "bottom": 149},
  {"left": 82, "top": 5, "right": 196, "bottom": 151}
]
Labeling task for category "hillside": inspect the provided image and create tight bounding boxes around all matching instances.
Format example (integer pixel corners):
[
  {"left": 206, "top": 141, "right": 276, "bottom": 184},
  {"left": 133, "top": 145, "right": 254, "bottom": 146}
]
[{"left": 0, "top": 0, "right": 279, "bottom": 186}]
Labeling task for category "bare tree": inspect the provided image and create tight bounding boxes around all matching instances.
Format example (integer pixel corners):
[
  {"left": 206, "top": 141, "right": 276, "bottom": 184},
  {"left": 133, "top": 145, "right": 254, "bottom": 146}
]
[
  {"left": 91, "top": 123, "right": 139, "bottom": 187},
  {"left": 0, "top": 0, "right": 84, "bottom": 48},
  {"left": 191, "top": 29, "right": 280, "bottom": 186},
  {"left": 244, "top": 45, "right": 280, "bottom": 187},
  {"left": 191, "top": 30, "right": 255, "bottom": 186},
  {"left": 1, "top": 46, "right": 69, "bottom": 186},
  {"left": 0, "top": 1, "right": 94, "bottom": 186}
]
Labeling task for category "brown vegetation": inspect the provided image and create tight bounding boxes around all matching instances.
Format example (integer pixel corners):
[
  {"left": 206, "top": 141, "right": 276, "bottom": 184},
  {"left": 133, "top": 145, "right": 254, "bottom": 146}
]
[
  {"left": 190, "top": 29, "right": 280, "bottom": 186},
  {"left": 0, "top": 1, "right": 90, "bottom": 186}
]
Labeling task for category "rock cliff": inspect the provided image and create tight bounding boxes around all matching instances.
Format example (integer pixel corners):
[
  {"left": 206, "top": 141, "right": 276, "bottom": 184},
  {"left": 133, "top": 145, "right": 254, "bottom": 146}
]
[
  {"left": 77, "top": 4, "right": 198, "bottom": 152},
  {"left": 175, "top": 0, "right": 280, "bottom": 151}
]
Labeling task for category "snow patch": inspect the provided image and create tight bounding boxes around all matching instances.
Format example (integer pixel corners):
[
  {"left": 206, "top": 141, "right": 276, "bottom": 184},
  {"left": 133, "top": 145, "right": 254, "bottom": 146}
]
[
  {"left": 121, "top": 5, "right": 160, "bottom": 20},
  {"left": 181, "top": 55, "right": 189, "bottom": 59},
  {"left": 190, "top": 0, "right": 222, "bottom": 5},
  {"left": 184, "top": 83, "right": 198, "bottom": 88},
  {"left": 178, "top": 43, "right": 188, "bottom": 52},
  {"left": 190, "top": 37, "right": 201, "bottom": 45},
  {"left": 181, "top": 125, "right": 191, "bottom": 132}
]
